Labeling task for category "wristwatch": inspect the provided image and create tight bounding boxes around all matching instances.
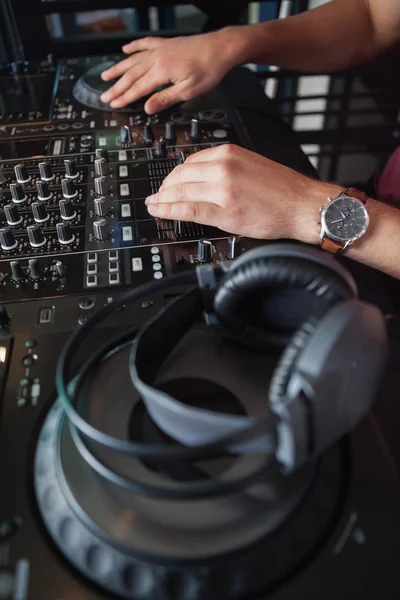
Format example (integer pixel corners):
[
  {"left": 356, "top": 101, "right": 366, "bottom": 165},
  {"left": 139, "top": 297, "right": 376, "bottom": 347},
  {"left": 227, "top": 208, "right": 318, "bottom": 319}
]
[{"left": 319, "top": 187, "right": 369, "bottom": 255}]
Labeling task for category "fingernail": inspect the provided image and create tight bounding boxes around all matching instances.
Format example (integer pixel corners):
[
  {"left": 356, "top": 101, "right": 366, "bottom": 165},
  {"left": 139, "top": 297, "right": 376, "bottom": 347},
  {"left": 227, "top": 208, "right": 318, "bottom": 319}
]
[
  {"left": 147, "top": 204, "right": 160, "bottom": 215},
  {"left": 101, "top": 93, "right": 110, "bottom": 102},
  {"left": 110, "top": 100, "right": 119, "bottom": 108},
  {"left": 145, "top": 195, "right": 155, "bottom": 205}
]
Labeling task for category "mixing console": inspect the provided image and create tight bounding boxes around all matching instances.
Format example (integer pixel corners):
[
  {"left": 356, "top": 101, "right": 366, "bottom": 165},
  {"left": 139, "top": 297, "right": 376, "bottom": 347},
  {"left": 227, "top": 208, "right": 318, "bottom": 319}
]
[{"left": 0, "top": 54, "right": 256, "bottom": 306}]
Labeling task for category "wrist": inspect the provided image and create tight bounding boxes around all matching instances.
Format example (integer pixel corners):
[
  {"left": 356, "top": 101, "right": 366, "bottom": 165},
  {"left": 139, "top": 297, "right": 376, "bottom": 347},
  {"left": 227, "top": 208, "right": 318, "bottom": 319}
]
[
  {"left": 289, "top": 179, "right": 342, "bottom": 246},
  {"left": 216, "top": 25, "right": 268, "bottom": 67}
]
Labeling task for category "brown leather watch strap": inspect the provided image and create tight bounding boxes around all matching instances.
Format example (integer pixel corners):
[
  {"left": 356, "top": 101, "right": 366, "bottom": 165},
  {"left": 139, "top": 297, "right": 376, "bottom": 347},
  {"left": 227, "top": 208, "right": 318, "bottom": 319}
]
[
  {"left": 343, "top": 187, "right": 368, "bottom": 205},
  {"left": 320, "top": 237, "right": 344, "bottom": 255}
]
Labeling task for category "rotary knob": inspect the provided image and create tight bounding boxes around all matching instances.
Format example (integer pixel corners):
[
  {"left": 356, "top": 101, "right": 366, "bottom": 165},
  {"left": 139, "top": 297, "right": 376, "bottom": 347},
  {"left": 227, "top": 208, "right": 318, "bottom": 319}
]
[
  {"left": 143, "top": 123, "right": 154, "bottom": 144},
  {"left": 10, "top": 183, "right": 27, "bottom": 204},
  {"left": 38, "top": 161, "right": 54, "bottom": 181},
  {"left": 28, "top": 258, "right": 42, "bottom": 280},
  {"left": 10, "top": 260, "right": 24, "bottom": 281},
  {"left": 64, "top": 159, "right": 79, "bottom": 179},
  {"left": 94, "top": 196, "right": 108, "bottom": 217},
  {"left": 56, "top": 222, "right": 75, "bottom": 245},
  {"left": 59, "top": 198, "right": 76, "bottom": 221},
  {"left": 120, "top": 125, "right": 132, "bottom": 144},
  {"left": 226, "top": 236, "right": 242, "bottom": 260},
  {"left": 197, "top": 238, "right": 213, "bottom": 263},
  {"left": 95, "top": 148, "right": 108, "bottom": 160},
  {"left": 32, "top": 201, "right": 49, "bottom": 224},
  {"left": 27, "top": 224, "right": 46, "bottom": 248},
  {"left": 93, "top": 219, "right": 109, "bottom": 241},
  {"left": 94, "top": 176, "right": 108, "bottom": 196},
  {"left": 14, "top": 164, "right": 30, "bottom": 184},
  {"left": 165, "top": 121, "right": 176, "bottom": 142},
  {"left": 4, "top": 204, "right": 22, "bottom": 226},
  {"left": 61, "top": 178, "right": 78, "bottom": 199},
  {"left": 94, "top": 158, "right": 108, "bottom": 177},
  {"left": 36, "top": 180, "right": 52, "bottom": 201},
  {"left": 0, "top": 227, "right": 17, "bottom": 251},
  {"left": 155, "top": 137, "right": 166, "bottom": 158},
  {"left": 190, "top": 118, "right": 200, "bottom": 141}
]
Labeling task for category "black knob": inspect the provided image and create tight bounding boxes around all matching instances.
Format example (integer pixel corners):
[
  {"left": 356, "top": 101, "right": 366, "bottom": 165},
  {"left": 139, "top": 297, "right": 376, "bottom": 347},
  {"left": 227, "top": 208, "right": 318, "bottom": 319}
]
[
  {"left": 120, "top": 125, "right": 132, "bottom": 144},
  {"left": 56, "top": 260, "right": 66, "bottom": 277},
  {"left": 32, "top": 201, "right": 49, "bottom": 224},
  {"left": 94, "top": 158, "right": 108, "bottom": 177},
  {"left": 59, "top": 198, "right": 76, "bottom": 221},
  {"left": 226, "top": 236, "right": 242, "bottom": 260},
  {"left": 14, "top": 164, "right": 31, "bottom": 184},
  {"left": 61, "top": 178, "right": 77, "bottom": 199},
  {"left": 56, "top": 222, "right": 75, "bottom": 245},
  {"left": 0, "top": 227, "right": 17, "bottom": 251},
  {"left": 155, "top": 137, "right": 166, "bottom": 158},
  {"left": 10, "top": 260, "right": 24, "bottom": 281},
  {"left": 94, "top": 176, "right": 108, "bottom": 196},
  {"left": 165, "top": 121, "right": 176, "bottom": 142},
  {"left": 36, "top": 179, "right": 52, "bottom": 201},
  {"left": 94, "top": 196, "right": 108, "bottom": 217},
  {"left": 64, "top": 159, "right": 79, "bottom": 179},
  {"left": 95, "top": 148, "right": 108, "bottom": 160},
  {"left": 28, "top": 258, "right": 42, "bottom": 280},
  {"left": 190, "top": 118, "right": 200, "bottom": 141},
  {"left": 197, "top": 238, "right": 213, "bottom": 263},
  {"left": 93, "top": 219, "right": 109, "bottom": 241},
  {"left": 4, "top": 204, "right": 22, "bottom": 226},
  {"left": 38, "top": 161, "right": 54, "bottom": 181},
  {"left": 143, "top": 123, "right": 154, "bottom": 144},
  {"left": 10, "top": 183, "right": 27, "bottom": 204},
  {"left": 27, "top": 224, "right": 46, "bottom": 248},
  {"left": 174, "top": 220, "right": 184, "bottom": 238}
]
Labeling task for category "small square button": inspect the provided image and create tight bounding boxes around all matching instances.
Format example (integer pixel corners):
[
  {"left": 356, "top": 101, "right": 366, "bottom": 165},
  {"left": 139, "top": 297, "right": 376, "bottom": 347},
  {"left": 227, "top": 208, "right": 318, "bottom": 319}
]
[
  {"left": 87, "top": 263, "right": 97, "bottom": 275},
  {"left": 109, "top": 273, "right": 120, "bottom": 285},
  {"left": 87, "top": 252, "right": 97, "bottom": 264},
  {"left": 108, "top": 250, "right": 119, "bottom": 261},
  {"left": 109, "top": 261, "right": 119, "bottom": 273},
  {"left": 122, "top": 226, "right": 133, "bottom": 242},
  {"left": 119, "top": 165, "right": 129, "bottom": 178},
  {"left": 120, "top": 183, "right": 130, "bottom": 197},
  {"left": 121, "top": 203, "right": 132, "bottom": 218},
  {"left": 86, "top": 275, "right": 97, "bottom": 287},
  {"left": 118, "top": 150, "right": 127, "bottom": 161}
]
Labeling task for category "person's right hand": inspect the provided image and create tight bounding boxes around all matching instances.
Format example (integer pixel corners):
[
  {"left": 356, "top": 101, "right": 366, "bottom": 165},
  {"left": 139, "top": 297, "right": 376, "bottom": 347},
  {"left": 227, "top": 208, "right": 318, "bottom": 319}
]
[{"left": 100, "top": 28, "right": 246, "bottom": 114}]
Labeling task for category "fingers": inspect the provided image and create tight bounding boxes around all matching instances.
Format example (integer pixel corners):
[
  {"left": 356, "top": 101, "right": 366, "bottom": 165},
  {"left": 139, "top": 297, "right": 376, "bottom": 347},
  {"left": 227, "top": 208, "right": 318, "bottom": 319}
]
[
  {"left": 147, "top": 200, "right": 222, "bottom": 226},
  {"left": 106, "top": 73, "right": 161, "bottom": 109},
  {"left": 122, "top": 37, "right": 164, "bottom": 54},
  {"left": 100, "top": 64, "right": 146, "bottom": 104},
  {"left": 144, "top": 82, "right": 193, "bottom": 114},
  {"left": 159, "top": 162, "right": 224, "bottom": 191},
  {"left": 101, "top": 55, "right": 140, "bottom": 82},
  {"left": 147, "top": 182, "right": 216, "bottom": 205}
]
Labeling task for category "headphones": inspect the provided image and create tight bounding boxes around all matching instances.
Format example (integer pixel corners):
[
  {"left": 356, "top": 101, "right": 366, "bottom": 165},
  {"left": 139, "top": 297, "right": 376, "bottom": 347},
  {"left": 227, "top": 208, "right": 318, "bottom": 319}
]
[{"left": 57, "top": 242, "right": 388, "bottom": 499}]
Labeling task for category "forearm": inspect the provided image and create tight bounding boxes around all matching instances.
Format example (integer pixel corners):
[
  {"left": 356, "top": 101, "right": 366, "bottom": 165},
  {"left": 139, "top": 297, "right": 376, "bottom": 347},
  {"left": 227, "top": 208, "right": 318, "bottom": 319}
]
[
  {"left": 227, "top": 0, "right": 389, "bottom": 73},
  {"left": 295, "top": 181, "right": 400, "bottom": 280}
]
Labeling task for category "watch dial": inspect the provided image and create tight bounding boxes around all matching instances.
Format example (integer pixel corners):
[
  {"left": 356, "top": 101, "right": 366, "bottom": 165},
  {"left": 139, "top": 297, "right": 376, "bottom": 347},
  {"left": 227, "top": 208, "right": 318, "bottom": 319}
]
[{"left": 324, "top": 196, "right": 368, "bottom": 241}]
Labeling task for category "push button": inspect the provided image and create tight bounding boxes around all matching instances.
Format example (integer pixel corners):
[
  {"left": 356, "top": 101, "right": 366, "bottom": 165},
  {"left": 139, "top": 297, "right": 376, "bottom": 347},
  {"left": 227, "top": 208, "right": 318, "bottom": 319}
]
[
  {"left": 109, "top": 273, "right": 120, "bottom": 285},
  {"left": 86, "top": 275, "right": 97, "bottom": 287},
  {"left": 87, "top": 253, "right": 97, "bottom": 264}
]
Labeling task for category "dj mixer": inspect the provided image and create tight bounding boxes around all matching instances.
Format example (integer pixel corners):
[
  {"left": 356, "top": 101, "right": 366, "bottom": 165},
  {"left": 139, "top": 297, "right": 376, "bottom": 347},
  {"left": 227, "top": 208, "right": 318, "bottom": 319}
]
[{"left": 0, "top": 53, "right": 400, "bottom": 600}]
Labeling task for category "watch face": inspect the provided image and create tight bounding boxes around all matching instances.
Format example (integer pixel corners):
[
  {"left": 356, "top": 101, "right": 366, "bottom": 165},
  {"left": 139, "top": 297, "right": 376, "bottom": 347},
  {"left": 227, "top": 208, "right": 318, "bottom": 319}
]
[{"left": 322, "top": 196, "right": 369, "bottom": 242}]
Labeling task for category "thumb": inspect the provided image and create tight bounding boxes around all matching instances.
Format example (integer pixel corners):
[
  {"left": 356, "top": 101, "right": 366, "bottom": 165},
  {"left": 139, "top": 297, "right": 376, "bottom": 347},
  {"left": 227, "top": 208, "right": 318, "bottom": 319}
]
[{"left": 144, "top": 82, "right": 193, "bottom": 114}]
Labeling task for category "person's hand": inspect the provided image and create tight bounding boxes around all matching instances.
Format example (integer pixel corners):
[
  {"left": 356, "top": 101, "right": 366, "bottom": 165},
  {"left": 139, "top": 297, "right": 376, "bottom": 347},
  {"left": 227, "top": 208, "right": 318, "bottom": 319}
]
[
  {"left": 145, "top": 144, "right": 340, "bottom": 243},
  {"left": 100, "top": 28, "right": 247, "bottom": 113}
]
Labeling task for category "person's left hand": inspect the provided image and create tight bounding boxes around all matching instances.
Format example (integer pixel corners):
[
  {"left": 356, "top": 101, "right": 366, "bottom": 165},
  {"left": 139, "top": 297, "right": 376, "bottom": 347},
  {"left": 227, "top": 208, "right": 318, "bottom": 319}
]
[{"left": 145, "top": 144, "right": 336, "bottom": 244}]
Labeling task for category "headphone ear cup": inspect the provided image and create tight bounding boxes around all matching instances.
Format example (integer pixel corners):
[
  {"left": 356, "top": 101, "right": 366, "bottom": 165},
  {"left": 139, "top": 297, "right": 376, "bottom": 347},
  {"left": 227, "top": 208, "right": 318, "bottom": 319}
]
[
  {"left": 214, "top": 256, "right": 354, "bottom": 350},
  {"left": 269, "top": 319, "right": 317, "bottom": 405}
]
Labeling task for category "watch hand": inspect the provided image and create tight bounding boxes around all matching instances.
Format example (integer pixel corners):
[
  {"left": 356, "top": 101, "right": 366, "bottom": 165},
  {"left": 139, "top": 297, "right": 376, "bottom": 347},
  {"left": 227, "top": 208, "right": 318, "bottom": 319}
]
[
  {"left": 340, "top": 212, "right": 346, "bottom": 218},
  {"left": 331, "top": 219, "right": 344, "bottom": 223}
]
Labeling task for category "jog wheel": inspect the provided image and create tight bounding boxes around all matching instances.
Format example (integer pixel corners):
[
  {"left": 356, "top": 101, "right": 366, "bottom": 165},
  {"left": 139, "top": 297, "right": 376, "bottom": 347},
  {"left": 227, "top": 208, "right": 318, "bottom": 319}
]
[{"left": 34, "top": 329, "right": 347, "bottom": 600}]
